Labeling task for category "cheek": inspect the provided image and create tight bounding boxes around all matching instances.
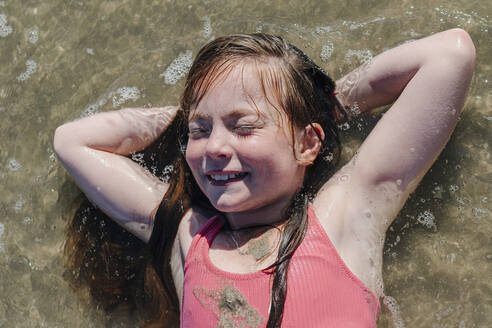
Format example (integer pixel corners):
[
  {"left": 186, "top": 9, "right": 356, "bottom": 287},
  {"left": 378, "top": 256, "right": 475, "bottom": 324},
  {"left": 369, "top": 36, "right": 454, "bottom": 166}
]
[
  {"left": 185, "top": 141, "right": 201, "bottom": 170},
  {"left": 243, "top": 139, "right": 298, "bottom": 174}
]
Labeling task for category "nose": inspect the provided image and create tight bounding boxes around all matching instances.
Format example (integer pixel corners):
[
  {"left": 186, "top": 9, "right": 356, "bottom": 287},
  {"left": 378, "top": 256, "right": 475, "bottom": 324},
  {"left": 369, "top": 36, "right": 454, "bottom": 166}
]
[{"left": 205, "top": 126, "right": 233, "bottom": 160}]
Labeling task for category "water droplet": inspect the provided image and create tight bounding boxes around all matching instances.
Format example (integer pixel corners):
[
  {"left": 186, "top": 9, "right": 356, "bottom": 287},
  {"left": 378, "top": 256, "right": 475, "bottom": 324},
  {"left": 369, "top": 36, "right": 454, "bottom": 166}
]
[
  {"left": 472, "top": 207, "right": 487, "bottom": 220},
  {"left": 323, "top": 152, "right": 334, "bottom": 162},
  {"left": 27, "top": 28, "right": 38, "bottom": 44},
  {"left": 339, "top": 174, "right": 349, "bottom": 182},
  {"left": 14, "top": 198, "right": 24, "bottom": 212},
  {"left": 416, "top": 210, "right": 436, "bottom": 229},
  {"left": 6, "top": 158, "right": 21, "bottom": 171},
  {"left": 202, "top": 16, "right": 211, "bottom": 38},
  {"left": 0, "top": 222, "right": 5, "bottom": 253}
]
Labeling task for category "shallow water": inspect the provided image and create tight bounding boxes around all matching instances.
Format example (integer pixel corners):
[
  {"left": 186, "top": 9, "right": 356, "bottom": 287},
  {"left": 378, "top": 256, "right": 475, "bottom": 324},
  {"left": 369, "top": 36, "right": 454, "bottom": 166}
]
[{"left": 0, "top": 0, "right": 490, "bottom": 327}]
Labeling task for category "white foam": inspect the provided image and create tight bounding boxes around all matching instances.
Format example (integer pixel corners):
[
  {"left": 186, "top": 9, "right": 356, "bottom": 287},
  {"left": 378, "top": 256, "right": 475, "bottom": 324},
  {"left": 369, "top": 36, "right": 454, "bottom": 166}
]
[
  {"left": 340, "top": 122, "right": 350, "bottom": 131},
  {"left": 81, "top": 86, "right": 141, "bottom": 117},
  {"left": 0, "top": 13, "right": 12, "bottom": 37},
  {"left": 472, "top": 207, "right": 487, "bottom": 219},
  {"left": 320, "top": 42, "right": 334, "bottom": 61},
  {"left": 202, "top": 16, "right": 211, "bottom": 38},
  {"left": 323, "top": 152, "right": 334, "bottom": 162},
  {"left": 375, "top": 277, "right": 385, "bottom": 296},
  {"left": 17, "top": 59, "right": 37, "bottom": 81},
  {"left": 27, "top": 28, "right": 38, "bottom": 44},
  {"left": 344, "top": 49, "right": 373, "bottom": 65},
  {"left": 0, "top": 222, "right": 4, "bottom": 253},
  {"left": 161, "top": 50, "right": 193, "bottom": 85},
  {"left": 86, "top": 48, "right": 94, "bottom": 55},
  {"left": 162, "top": 164, "right": 173, "bottom": 176},
  {"left": 449, "top": 184, "right": 459, "bottom": 192},
  {"left": 14, "top": 198, "right": 24, "bottom": 212},
  {"left": 416, "top": 210, "right": 436, "bottom": 229},
  {"left": 348, "top": 102, "right": 361, "bottom": 116},
  {"left": 315, "top": 26, "right": 332, "bottom": 34},
  {"left": 6, "top": 158, "right": 21, "bottom": 171},
  {"left": 347, "top": 17, "right": 385, "bottom": 30},
  {"left": 81, "top": 100, "right": 105, "bottom": 118},
  {"left": 382, "top": 295, "right": 405, "bottom": 328},
  {"left": 434, "top": 6, "right": 489, "bottom": 31},
  {"left": 112, "top": 86, "right": 140, "bottom": 108}
]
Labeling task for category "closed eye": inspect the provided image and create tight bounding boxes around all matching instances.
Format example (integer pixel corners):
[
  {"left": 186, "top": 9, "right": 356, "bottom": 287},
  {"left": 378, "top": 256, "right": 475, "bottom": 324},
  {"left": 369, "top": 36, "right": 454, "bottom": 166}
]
[
  {"left": 188, "top": 127, "right": 209, "bottom": 139},
  {"left": 233, "top": 125, "right": 257, "bottom": 137}
]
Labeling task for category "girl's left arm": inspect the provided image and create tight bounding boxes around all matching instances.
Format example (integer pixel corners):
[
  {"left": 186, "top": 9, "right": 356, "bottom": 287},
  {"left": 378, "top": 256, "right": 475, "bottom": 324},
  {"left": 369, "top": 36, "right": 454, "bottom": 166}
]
[{"left": 334, "top": 28, "right": 476, "bottom": 231}]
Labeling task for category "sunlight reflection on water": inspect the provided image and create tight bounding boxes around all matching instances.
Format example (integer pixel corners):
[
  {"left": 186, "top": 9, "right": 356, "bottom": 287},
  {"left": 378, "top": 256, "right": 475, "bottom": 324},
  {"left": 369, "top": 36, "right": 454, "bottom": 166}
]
[{"left": 0, "top": 0, "right": 490, "bottom": 327}]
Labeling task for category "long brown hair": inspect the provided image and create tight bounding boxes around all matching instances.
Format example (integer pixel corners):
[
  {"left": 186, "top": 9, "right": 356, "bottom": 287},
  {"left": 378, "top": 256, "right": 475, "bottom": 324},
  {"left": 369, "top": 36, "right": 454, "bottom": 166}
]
[
  {"left": 64, "top": 33, "right": 343, "bottom": 327},
  {"left": 64, "top": 115, "right": 187, "bottom": 327}
]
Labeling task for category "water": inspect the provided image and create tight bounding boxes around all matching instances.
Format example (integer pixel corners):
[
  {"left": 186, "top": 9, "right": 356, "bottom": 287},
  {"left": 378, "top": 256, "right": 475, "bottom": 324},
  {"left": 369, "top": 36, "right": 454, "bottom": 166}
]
[{"left": 0, "top": 0, "right": 490, "bottom": 327}]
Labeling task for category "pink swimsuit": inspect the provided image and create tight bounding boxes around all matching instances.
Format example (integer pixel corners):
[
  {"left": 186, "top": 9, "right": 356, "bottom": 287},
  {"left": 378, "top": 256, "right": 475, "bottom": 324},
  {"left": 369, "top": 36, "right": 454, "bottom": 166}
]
[{"left": 181, "top": 206, "right": 380, "bottom": 327}]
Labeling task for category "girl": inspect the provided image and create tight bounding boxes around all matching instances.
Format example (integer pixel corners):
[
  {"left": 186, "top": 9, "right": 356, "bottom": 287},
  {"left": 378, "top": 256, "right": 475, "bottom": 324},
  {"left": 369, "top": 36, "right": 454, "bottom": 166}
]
[{"left": 54, "top": 29, "right": 475, "bottom": 327}]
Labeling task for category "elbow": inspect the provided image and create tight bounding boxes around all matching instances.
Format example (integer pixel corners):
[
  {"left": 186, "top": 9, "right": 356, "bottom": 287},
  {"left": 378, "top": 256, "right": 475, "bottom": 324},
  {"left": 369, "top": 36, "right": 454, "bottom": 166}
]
[
  {"left": 53, "top": 123, "right": 75, "bottom": 160},
  {"left": 439, "top": 28, "right": 476, "bottom": 70}
]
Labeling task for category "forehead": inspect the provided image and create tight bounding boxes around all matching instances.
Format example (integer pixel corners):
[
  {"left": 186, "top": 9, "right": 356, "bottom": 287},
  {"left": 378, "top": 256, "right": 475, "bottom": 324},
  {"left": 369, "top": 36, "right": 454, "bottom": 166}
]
[{"left": 189, "top": 61, "right": 286, "bottom": 121}]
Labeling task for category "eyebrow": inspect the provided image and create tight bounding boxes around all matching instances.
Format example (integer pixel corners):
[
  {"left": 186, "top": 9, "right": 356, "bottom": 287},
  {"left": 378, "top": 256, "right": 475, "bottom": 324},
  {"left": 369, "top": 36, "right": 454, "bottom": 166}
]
[
  {"left": 188, "top": 109, "right": 261, "bottom": 123},
  {"left": 188, "top": 112, "right": 210, "bottom": 123}
]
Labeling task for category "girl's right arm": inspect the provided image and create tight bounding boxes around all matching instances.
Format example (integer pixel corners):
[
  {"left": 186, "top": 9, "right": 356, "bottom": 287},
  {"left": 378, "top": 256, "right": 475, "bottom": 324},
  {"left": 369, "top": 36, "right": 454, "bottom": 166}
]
[{"left": 54, "top": 106, "right": 179, "bottom": 242}]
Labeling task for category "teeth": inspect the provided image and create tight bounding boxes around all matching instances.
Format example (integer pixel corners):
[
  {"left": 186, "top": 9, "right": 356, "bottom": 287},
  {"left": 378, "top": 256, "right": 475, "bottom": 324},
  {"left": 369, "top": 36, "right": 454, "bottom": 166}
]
[{"left": 210, "top": 173, "right": 243, "bottom": 181}]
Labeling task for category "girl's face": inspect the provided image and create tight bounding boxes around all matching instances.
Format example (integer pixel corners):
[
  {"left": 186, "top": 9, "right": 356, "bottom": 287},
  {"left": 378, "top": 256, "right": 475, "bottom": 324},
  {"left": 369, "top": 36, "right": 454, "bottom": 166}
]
[{"left": 185, "top": 64, "right": 308, "bottom": 215}]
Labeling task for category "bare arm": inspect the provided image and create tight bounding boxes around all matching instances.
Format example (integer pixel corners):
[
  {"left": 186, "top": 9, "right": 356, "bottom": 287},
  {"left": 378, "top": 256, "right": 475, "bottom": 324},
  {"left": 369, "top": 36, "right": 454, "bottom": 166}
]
[
  {"left": 335, "top": 28, "right": 475, "bottom": 227},
  {"left": 54, "top": 106, "right": 179, "bottom": 242},
  {"left": 312, "top": 29, "right": 475, "bottom": 294}
]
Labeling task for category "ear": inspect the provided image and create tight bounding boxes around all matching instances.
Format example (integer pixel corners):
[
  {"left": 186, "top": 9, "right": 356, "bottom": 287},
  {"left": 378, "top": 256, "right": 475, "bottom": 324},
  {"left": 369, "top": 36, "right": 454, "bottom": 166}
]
[{"left": 295, "top": 123, "right": 324, "bottom": 166}]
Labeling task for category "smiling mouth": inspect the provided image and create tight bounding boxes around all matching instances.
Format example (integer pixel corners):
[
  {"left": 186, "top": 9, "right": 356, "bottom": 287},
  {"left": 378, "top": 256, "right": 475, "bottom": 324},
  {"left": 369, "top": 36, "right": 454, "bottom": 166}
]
[{"left": 207, "top": 172, "right": 248, "bottom": 185}]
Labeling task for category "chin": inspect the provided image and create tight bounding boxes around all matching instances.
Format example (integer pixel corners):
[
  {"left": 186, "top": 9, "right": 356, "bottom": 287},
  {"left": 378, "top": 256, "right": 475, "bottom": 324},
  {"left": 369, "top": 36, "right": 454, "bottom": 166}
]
[
  {"left": 209, "top": 195, "right": 253, "bottom": 213},
  {"left": 210, "top": 201, "right": 243, "bottom": 213}
]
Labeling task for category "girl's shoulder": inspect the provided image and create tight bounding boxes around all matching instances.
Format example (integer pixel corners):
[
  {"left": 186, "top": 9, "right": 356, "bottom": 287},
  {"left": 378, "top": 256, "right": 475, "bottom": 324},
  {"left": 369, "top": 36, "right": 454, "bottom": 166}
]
[
  {"left": 312, "top": 161, "right": 401, "bottom": 295},
  {"left": 176, "top": 205, "right": 220, "bottom": 258}
]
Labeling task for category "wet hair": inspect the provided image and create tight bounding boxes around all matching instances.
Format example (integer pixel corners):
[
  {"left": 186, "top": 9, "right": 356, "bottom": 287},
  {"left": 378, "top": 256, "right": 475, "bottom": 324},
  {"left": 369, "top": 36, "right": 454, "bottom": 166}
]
[
  {"left": 64, "top": 33, "right": 343, "bottom": 327},
  {"left": 64, "top": 119, "right": 184, "bottom": 327}
]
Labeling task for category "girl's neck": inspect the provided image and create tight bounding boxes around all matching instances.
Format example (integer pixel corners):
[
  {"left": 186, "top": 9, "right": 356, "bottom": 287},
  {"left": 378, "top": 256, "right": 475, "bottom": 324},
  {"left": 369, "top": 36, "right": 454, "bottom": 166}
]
[{"left": 224, "top": 197, "right": 290, "bottom": 230}]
